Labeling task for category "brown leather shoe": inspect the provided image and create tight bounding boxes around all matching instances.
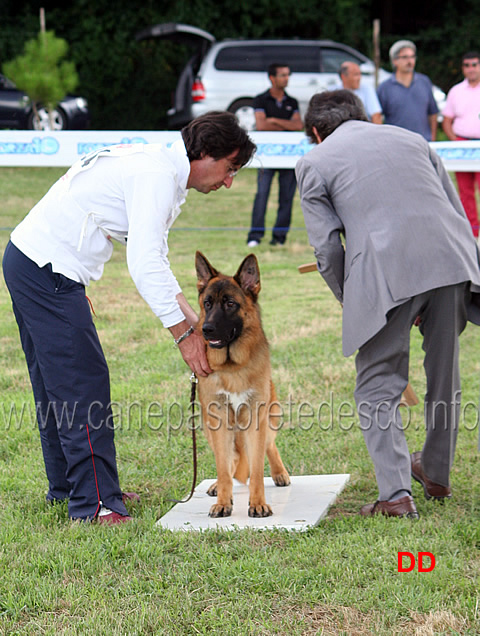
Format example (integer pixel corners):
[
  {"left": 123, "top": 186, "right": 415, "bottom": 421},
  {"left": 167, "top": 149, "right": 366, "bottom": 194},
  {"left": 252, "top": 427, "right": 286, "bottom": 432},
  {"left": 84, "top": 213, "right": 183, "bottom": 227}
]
[
  {"left": 411, "top": 451, "right": 452, "bottom": 500},
  {"left": 360, "top": 495, "right": 419, "bottom": 519}
]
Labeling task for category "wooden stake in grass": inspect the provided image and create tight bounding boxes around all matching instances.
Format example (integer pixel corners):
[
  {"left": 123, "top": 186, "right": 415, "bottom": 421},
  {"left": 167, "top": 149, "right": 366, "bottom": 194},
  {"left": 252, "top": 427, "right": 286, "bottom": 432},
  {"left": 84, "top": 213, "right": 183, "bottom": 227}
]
[{"left": 298, "top": 261, "right": 419, "bottom": 407}]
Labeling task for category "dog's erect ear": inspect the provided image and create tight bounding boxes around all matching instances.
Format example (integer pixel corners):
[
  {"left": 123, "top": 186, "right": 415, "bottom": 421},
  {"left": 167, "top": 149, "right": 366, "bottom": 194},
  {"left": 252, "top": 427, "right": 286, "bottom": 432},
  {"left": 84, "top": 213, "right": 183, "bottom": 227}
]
[
  {"left": 195, "top": 251, "right": 219, "bottom": 293},
  {"left": 234, "top": 254, "right": 261, "bottom": 300}
]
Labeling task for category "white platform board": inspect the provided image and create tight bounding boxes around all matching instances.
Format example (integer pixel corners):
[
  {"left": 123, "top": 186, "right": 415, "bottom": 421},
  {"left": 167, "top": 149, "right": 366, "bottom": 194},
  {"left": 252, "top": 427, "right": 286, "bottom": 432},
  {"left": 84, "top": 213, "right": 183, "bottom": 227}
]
[{"left": 156, "top": 474, "right": 350, "bottom": 532}]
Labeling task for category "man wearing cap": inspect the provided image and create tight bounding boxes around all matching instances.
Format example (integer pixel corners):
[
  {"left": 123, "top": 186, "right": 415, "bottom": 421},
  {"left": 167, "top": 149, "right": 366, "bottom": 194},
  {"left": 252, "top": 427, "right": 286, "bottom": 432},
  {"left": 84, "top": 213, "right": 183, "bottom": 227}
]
[{"left": 377, "top": 40, "right": 438, "bottom": 141}]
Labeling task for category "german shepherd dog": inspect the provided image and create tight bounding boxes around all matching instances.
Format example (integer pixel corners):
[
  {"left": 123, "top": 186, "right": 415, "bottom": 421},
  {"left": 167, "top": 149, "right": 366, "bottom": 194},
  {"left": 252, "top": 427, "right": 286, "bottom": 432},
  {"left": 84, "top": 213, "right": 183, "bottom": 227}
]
[{"left": 195, "top": 251, "right": 291, "bottom": 518}]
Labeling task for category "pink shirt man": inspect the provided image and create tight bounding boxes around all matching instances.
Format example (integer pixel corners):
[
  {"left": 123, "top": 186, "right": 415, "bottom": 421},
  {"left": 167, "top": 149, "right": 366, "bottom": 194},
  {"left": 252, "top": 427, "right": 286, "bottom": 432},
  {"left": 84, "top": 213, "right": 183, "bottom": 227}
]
[
  {"left": 442, "top": 79, "right": 480, "bottom": 138},
  {"left": 442, "top": 52, "right": 480, "bottom": 237}
]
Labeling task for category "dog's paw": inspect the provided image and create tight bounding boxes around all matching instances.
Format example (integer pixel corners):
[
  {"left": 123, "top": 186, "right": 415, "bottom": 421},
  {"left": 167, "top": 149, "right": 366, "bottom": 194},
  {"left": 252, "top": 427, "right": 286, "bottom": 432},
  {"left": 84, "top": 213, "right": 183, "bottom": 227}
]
[
  {"left": 206, "top": 482, "right": 217, "bottom": 497},
  {"left": 209, "top": 503, "right": 233, "bottom": 517},
  {"left": 272, "top": 472, "right": 291, "bottom": 487},
  {"left": 248, "top": 503, "right": 273, "bottom": 517}
]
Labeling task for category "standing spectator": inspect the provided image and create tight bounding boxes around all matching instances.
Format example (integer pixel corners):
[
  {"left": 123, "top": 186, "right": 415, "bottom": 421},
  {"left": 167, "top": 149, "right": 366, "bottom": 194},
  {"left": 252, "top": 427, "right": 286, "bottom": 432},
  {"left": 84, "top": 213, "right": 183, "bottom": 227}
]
[
  {"left": 339, "top": 61, "right": 382, "bottom": 124},
  {"left": 247, "top": 63, "right": 303, "bottom": 247},
  {"left": 377, "top": 40, "right": 438, "bottom": 141},
  {"left": 442, "top": 51, "right": 480, "bottom": 238}
]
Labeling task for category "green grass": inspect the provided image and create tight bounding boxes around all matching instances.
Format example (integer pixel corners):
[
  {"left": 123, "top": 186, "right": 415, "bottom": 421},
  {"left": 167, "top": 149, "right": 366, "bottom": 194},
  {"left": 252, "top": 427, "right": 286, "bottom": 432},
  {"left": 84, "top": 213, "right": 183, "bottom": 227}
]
[{"left": 0, "top": 167, "right": 479, "bottom": 635}]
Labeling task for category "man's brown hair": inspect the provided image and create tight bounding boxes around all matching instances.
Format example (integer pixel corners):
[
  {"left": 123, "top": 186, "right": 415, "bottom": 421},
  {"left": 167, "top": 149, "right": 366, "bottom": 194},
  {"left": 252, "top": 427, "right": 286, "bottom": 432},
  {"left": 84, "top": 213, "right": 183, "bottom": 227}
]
[{"left": 181, "top": 111, "right": 256, "bottom": 167}]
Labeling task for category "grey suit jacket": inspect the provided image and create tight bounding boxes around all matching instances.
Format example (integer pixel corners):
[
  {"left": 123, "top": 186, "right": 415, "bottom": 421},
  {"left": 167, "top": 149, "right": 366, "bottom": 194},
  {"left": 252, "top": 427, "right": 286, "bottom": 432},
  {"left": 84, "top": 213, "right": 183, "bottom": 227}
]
[{"left": 296, "top": 120, "right": 480, "bottom": 356}]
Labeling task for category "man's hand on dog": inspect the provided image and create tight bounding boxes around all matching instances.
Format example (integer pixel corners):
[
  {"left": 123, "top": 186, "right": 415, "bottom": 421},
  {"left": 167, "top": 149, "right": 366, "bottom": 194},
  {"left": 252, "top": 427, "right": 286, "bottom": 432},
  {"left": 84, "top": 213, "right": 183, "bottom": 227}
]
[
  {"left": 178, "top": 331, "right": 212, "bottom": 377},
  {"left": 170, "top": 312, "right": 212, "bottom": 377}
]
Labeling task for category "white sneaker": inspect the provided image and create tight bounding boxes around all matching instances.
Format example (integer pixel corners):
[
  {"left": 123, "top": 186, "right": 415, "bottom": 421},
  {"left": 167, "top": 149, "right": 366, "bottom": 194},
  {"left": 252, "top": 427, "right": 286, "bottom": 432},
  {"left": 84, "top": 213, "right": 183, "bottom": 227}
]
[
  {"left": 98, "top": 505, "right": 113, "bottom": 517},
  {"left": 247, "top": 240, "right": 259, "bottom": 247}
]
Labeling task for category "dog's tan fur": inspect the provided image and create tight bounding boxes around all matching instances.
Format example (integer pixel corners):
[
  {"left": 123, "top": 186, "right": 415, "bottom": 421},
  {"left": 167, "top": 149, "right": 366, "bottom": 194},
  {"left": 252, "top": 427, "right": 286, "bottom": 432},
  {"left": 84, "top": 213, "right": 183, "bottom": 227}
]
[{"left": 195, "top": 252, "right": 290, "bottom": 518}]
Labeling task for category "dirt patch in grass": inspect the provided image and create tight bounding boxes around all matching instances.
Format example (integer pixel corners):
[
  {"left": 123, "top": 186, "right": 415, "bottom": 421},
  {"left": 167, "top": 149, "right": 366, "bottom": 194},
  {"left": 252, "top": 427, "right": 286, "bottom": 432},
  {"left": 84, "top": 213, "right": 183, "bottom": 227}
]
[{"left": 271, "top": 602, "right": 471, "bottom": 635}]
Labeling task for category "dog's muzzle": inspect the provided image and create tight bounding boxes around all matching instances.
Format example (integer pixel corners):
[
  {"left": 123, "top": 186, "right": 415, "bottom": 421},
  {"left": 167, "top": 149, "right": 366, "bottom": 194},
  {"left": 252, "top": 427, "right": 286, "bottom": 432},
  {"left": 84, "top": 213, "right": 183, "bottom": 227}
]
[{"left": 202, "top": 324, "right": 238, "bottom": 348}]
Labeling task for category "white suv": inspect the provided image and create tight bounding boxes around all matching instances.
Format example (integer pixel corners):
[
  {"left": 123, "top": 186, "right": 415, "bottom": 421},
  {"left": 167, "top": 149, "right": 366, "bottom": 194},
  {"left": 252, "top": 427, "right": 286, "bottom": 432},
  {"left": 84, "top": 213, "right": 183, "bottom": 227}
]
[{"left": 136, "top": 23, "right": 445, "bottom": 130}]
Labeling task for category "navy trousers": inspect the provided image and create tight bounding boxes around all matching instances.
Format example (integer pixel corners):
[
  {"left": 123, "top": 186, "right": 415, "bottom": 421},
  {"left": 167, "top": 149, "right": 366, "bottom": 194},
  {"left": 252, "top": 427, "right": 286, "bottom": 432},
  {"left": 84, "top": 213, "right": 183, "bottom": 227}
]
[
  {"left": 247, "top": 168, "right": 297, "bottom": 244},
  {"left": 3, "top": 241, "right": 128, "bottom": 520}
]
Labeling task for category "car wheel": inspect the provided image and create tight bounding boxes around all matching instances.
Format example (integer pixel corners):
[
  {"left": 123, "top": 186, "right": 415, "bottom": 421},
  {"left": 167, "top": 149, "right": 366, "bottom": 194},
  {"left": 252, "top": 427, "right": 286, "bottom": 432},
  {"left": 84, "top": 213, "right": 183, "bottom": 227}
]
[
  {"left": 27, "top": 106, "right": 67, "bottom": 131},
  {"left": 228, "top": 99, "right": 256, "bottom": 131}
]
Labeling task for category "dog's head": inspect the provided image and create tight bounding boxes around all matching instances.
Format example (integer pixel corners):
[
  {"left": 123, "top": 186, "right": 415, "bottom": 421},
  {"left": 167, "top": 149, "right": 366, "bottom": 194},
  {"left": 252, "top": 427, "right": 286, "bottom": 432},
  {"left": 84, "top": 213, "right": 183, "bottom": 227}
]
[{"left": 195, "top": 251, "right": 261, "bottom": 350}]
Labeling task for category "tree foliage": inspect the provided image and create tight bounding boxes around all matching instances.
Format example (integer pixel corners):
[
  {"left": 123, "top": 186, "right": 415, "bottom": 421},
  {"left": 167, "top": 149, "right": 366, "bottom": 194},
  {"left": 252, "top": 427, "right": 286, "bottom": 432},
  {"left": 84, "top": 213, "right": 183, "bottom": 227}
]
[
  {"left": 3, "top": 30, "right": 78, "bottom": 128},
  {"left": 1, "top": 0, "right": 480, "bottom": 129}
]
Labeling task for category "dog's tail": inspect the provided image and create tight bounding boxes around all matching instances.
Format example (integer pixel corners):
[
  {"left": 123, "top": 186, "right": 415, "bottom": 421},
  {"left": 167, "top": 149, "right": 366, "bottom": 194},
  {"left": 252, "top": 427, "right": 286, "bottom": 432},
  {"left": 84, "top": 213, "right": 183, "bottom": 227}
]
[{"left": 233, "top": 438, "right": 249, "bottom": 483}]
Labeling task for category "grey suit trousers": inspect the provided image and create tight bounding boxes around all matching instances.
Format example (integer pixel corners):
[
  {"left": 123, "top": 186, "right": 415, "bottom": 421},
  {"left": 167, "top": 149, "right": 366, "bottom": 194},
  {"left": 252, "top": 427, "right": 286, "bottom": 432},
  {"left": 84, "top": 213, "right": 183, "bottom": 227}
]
[{"left": 354, "top": 283, "right": 469, "bottom": 501}]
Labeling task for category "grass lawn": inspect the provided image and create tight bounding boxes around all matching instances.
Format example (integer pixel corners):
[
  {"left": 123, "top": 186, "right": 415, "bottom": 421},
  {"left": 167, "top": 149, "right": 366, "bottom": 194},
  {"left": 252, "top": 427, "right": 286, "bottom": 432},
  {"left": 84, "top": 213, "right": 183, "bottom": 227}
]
[{"left": 0, "top": 166, "right": 479, "bottom": 635}]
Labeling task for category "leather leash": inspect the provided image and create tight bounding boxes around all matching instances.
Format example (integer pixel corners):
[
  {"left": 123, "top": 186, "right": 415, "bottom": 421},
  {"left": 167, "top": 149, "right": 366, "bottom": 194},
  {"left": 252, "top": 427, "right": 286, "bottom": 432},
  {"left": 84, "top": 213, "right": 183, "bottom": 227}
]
[{"left": 169, "top": 373, "right": 198, "bottom": 504}]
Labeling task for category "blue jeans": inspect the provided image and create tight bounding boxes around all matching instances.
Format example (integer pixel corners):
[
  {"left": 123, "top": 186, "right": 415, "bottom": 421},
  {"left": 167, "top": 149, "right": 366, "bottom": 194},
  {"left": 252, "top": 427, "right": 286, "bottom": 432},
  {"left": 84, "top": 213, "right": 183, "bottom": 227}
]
[{"left": 247, "top": 168, "right": 297, "bottom": 243}]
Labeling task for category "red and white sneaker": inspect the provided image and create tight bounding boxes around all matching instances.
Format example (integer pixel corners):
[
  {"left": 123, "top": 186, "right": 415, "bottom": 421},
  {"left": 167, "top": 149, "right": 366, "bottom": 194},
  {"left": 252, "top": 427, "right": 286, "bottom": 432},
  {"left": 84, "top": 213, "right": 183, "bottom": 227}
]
[{"left": 97, "top": 507, "right": 132, "bottom": 526}]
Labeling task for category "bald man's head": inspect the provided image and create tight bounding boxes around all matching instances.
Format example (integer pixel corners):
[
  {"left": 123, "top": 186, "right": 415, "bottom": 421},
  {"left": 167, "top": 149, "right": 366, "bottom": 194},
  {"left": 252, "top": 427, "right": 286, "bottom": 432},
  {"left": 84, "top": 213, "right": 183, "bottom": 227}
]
[{"left": 339, "top": 62, "right": 361, "bottom": 90}]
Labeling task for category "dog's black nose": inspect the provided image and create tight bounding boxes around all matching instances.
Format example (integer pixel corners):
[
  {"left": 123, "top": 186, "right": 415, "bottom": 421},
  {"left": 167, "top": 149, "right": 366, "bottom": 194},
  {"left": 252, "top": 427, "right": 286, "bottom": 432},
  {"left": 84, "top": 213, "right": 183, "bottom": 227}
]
[{"left": 202, "top": 322, "right": 215, "bottom": 337}]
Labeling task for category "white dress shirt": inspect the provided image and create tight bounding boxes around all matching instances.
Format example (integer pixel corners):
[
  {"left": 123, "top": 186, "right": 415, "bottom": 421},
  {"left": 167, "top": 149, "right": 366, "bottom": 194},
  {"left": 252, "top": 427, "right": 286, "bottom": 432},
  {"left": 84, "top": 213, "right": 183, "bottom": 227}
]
[{"left": 11, "top": 139, "right": 190, "bottom": 328}]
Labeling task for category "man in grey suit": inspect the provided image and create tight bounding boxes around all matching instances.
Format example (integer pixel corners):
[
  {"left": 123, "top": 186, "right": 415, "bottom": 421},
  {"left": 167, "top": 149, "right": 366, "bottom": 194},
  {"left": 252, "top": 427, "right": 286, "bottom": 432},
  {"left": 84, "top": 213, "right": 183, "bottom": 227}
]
[{"left": 296, "top": 90, "right": 480, "bottom": 519}]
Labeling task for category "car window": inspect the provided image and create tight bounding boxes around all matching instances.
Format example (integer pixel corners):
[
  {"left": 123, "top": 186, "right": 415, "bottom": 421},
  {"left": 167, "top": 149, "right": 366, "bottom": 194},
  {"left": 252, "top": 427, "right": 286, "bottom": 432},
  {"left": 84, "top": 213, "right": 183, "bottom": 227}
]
[
  {"left": 320, "top": 48, "right": 362, "bottom": 72},
  {"left": 214, "top": 45, "right": 321, "bottom": 73},
  {"left": 262, "top": 46, "right": 320, "bottom": 72},
  {"left": 215, "top": 46, "right": 264, "bottom": 71}
]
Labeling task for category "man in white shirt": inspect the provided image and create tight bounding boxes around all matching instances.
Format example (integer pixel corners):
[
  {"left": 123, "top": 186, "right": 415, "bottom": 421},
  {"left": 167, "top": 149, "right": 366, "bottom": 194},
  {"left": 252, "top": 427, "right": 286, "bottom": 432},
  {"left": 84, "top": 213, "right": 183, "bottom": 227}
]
[
  {"left": 338, "top": 61, "right": 382, "bottom": 124},
  {"left": 3, "top": 111, "right": 256, "bottom": 525}
]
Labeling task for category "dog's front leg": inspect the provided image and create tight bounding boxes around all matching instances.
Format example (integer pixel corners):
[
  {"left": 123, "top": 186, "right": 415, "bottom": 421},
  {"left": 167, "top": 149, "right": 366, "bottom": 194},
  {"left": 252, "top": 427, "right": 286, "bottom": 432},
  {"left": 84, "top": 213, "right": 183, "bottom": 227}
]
[
  {"left": 207, "top": 422, "right": 235, "bottom": 517},
  {"left": 244, "top": 414, "right": 273, "bottom": 517}
]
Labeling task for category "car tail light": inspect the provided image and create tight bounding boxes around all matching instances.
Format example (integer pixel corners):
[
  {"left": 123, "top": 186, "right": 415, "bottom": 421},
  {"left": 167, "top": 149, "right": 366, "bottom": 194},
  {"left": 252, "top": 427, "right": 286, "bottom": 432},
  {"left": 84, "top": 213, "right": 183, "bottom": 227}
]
[{"left": 192, "top": 79, "right": 206, "bottom": 102}]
